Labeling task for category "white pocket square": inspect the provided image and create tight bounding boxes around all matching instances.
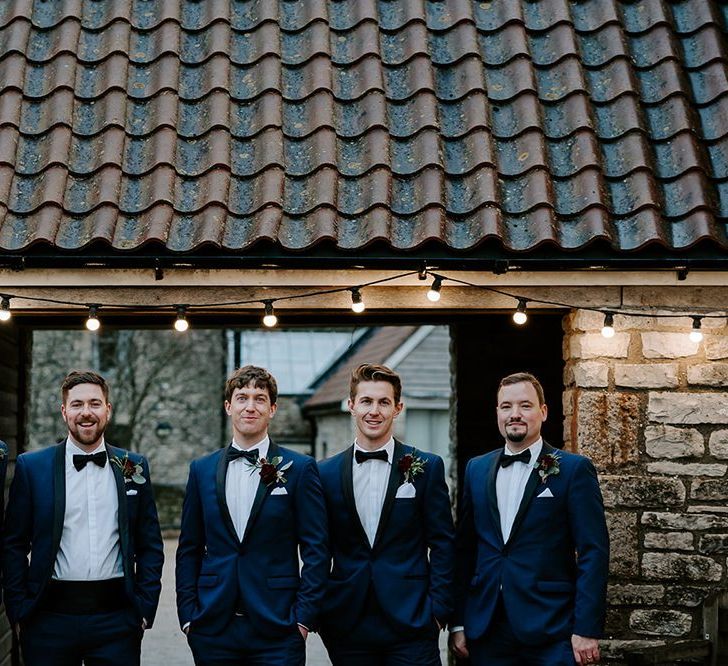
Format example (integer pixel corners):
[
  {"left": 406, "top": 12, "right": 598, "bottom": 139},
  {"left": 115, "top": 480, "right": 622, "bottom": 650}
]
[
  {"left": 271, "top": 487, "right": 288, "bottom": 495},
  {"left": 536, "top": 487, "right": 554, "bottom": 498},
  {"left": 126, "top": 489, "right": 138, "bottom": 496},
  {"left": 395, "top": 482, "right": 416, "bottom": 499}
]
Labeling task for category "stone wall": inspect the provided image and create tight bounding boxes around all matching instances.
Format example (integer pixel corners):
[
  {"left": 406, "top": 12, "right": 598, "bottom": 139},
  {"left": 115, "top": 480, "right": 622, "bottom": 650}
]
[{"left": 564, "top": 309, "right": 728, "bottom": 662}]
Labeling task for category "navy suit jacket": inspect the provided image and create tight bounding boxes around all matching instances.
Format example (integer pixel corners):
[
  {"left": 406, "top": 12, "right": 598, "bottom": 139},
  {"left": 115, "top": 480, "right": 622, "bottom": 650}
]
[
  {"left": 454, "top": 442, "right": 609, "bottom": 645},
  {"left": 0, "top": 440, "right": 8, "bottom": 601},
  {"left": 318, "top": 441, "right": 455, "bottom": 635},
  {"left": 1, "top": 442, "right": 164, "bottom": 626},
  {"left": 175, "top": 441, "right": 329, "bottom": 636}
]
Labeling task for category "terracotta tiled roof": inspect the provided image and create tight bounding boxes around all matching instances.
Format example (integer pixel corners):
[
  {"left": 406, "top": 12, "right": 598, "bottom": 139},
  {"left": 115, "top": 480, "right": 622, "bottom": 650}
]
[
  {"left": 0, "top": 0, "right": 727, "bottom": 255},
  {"left": 305, "top": 325, "right": 417, "bottom": 408}
]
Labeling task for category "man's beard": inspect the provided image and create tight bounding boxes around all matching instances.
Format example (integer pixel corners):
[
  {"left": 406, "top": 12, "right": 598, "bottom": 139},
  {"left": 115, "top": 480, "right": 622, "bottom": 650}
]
[
  {"left": 505, "top": 424, "right": 527, "bottom": 443},
  {"left": 69, "top": 421, "right": 106, "bottom": 446}
]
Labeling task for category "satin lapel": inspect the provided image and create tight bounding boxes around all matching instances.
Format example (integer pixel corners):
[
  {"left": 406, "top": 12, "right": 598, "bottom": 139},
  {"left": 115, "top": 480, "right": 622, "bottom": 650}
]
[
  {"left": 372, "top": 440, "right": 404, "bottom": 551},
  {"left": 486, "top": 451, "right": 504, "bottom": 546},
  {"left": 242, "top": 441, "right": 278, "bottom": 543},
  {"left": 341, "top": 445, "right": 370, "bottom": 548},
  {"left": 50, "top": 443, "right": 66, "bottom": 564},
  {"left": 506, "top": 442, "right": 555, "bottom": 546},
  {"left": 107, "top": 445, "right": 130, "bottom": 574},
  {"left": 216, "top": 447, "right": 239, "bottom": 543}
]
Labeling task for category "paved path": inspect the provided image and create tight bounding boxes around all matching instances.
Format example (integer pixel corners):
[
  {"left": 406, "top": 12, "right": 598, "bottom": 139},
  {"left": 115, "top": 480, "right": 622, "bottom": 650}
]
[{"left": 142, "top": 539, "right": 447, "bottom": 665}]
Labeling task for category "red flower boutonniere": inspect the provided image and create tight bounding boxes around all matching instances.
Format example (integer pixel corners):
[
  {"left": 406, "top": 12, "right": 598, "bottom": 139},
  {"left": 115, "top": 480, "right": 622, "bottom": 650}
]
[
  {"left": 111, "top": 454, "right": 146, "bottom": 484},
  {"left": 397, "top": 450, "right": 426, "bottom": 484},
  {"left": 247, "top": 456, "right": 292, "bottom": 486},
  {"left": 534, "top": 452, "right": 561, "bottom": 484}
]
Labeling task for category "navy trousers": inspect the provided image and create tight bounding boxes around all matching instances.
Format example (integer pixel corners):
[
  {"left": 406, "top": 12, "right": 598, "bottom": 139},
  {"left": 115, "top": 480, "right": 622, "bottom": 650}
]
[
  {"left": 20, "top": 607, "right": 143, "bottom": 666},
  {"left": 187, "top": 614, "right": 305, "bottom": 666},
  {"left": 322, "top": 593, "right": 441, "bottom": 666}
]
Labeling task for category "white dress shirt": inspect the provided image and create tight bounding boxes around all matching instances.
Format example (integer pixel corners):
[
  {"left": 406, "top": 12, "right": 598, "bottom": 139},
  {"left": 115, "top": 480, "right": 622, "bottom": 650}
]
[
  {"left": 352, "top": 438, "right": 394, "bottom": 546},
  {"left": 496, "top": 438, "right": 543, "bottom": 542},
  {"left": 54, "top": 438, "right": 123, "bottom": 581},
  {"left": 225, "top": 436, "right": 269, "bottom": 541}
]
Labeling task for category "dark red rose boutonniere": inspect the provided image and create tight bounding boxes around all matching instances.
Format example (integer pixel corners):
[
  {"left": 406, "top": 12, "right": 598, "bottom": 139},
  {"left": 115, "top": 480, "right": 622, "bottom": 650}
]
[
  {"left": 397, "top": 450, "right": 426, "bottom": 484},
  {"left": 247, "top": 455, "right": 292, "bottom": 486},
  {"left": 534, "top": 452, "right": 561, "bottom": 484},
  {"left": 111, "top": 454, "right": 146, "bottom": 484}
]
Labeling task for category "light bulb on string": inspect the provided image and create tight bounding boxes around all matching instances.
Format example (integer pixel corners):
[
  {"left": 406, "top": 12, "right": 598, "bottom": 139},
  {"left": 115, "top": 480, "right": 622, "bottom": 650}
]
[
  {"left": 601, "top": 312, "right": 615, "bottom": 338},
  {"left": 350, "top": 288, "right": 365, "bottom": 313},
  {"left": 263, "top": 301, "right": 278, "bottom": 328},
  {"left": 689, "top": 316, "right": 703, "bottom": 343},
  {"left": 512, "top": 299, "right": 528, "bottom": 325},
  {"left": 0, "top": 296, "right": 11, "bottom": 322},
  {"left": 427, "top": 276, "right": 443, "bottom": 302},
  {"left": 85, "top": 305, "right": 100, "bottom": 331},
  {"left": 174, "top": 306, "right": 189, "bottom": 332}
]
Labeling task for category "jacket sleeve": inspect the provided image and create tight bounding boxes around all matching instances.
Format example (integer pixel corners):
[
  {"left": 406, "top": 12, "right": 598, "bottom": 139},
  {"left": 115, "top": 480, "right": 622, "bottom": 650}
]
[
  {"left": 175, "top": 460, "right": 205, "bottom": 628},
  {"left": 424, "top": 455, "right": 456, "bottom": 625},
  {"left": 132, "top": 456, "right": 165, "bottom": 628},
  {"left": 292, "top": 457, "right": 330, "bottom": 632},
  {"left": 452, "top": 458, "right": 477, "bottom": 629},
  {"left": 1, "top": 455, "right": 32, "bottom": 624},
  {"left": 568, "top": 456, "right": 610, "bottom": 638}
]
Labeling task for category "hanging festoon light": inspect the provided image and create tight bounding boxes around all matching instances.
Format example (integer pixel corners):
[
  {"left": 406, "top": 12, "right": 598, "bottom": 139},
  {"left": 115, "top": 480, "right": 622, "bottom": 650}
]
[
  {"left": 350, "top": 288, "right": 366, "bottom": 313},
  {"left": 689, "top": 316, "right": 703, "bottom": 343},
  {"left": 0, "top": 295, "right": 11, "bottom": 322},
  {"left": 262, "top": 300, "right": 278, "bottom": 328},
  {"left": 174, "top": 306, "right": 189, "bottom": 332},
  {"left": 601, "top": 312, "right": 615, "bottom": 338},
  {"left": 85, "top": 305, "right": 101, "bottom": 331},
  {"left": 512, "top": 298, "right": 528, "bottom": 325},
  {"left": 426, "top": 276, "right": 443, "bottom": 302}
]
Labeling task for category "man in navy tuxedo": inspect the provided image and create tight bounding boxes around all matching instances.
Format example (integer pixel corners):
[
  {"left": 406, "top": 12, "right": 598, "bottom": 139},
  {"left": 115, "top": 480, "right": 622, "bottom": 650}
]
[
  {"left": 318, "top": 363, "right": 455, "bottom": 665},
  {"left": 176, "top": 365, "right": 329, "bottom": 666},
  {"left": 450, "top": 372, "right": 609, "bottom": 665},
  {"left": 2, "top": 370, "right": 164, "bottom": 666},
  {"left": 0, "top": 438, "right": 8, "bottom": 600}
]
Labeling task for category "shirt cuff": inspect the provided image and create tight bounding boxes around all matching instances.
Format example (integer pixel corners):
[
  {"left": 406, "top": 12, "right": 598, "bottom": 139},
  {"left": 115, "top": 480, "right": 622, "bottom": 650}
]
[
  {"left": 449, "top": 625, "right": 465, "bottom": 633},
  {"left": 182, "top": 622, "right": 191, "bottom": 631},
  {"left": 297, "top": 623, "right": 309, "bottom": 632}
]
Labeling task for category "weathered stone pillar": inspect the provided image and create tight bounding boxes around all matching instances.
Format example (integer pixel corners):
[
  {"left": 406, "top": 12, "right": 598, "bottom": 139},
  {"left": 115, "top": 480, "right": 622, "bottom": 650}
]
[{"left": 564, "top": 309, "right": 728, "bottom": 661}]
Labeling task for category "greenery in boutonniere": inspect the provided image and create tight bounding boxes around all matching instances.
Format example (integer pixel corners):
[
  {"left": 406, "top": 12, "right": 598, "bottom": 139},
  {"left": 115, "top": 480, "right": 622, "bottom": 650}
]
[
  {"left": 397, "top": 450, "right": 426, "bottom": 484},
  {"left": 534, "top": 452, "right": 561, "bottom": 484},
  {"left": 111, "top": 454, "right": 146, "bottom": 484},
  {"left": 246, "top": 456, "right": 292, "bottom": 486}
]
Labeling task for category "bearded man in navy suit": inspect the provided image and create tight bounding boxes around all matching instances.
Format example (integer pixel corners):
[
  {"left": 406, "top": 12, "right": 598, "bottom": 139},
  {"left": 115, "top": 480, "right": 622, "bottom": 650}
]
[
  {"left": 2, "top": 370, "right": 164, "bottom": 666},
  {"left": 318, "top": 363, "right": 455, "bottom": 665},
  {"left": 176, "top": 365, "right": 329, "bottom": 666},
  {"left": 450, "top": 372, "right": 609, "bottom": 666}
]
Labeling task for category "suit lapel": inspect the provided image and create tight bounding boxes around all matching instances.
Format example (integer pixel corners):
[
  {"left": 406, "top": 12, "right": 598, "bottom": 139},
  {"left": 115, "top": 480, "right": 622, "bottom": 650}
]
[
  {"left": 341, "top": 445, "right": 371, "bottom": 548},
  {"left": 372, "top": 440, "right": 404, "bottom": 550},
  {"left": 506, "top": 441, "right": 555, "bottom": 546},
  {"left": 50, "top": 443, "right": 66, "bottom": 565},
  {"left": 486, "top": 451, "right": 504, "bottom": 546},
  {"left": 241, "top": 440, "right": 278, "bottom": 543},
  {"left": 106, "top": 445, "right": 130, "bottom": 574},
  {"left": 216, "top": 446, "right": 239, "bottom": 543}
]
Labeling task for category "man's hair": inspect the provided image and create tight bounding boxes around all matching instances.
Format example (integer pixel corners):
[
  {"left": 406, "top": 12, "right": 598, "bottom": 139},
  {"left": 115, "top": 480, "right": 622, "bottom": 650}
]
[
  {"left": 498, "top": 372, "right": 545, "bottom": 406},
  {"left": 225, "top": 365, "right": 278, "bottom": 404},
  {"left": 61, "top": 370, "right": 110, "bottom": 402},
  {"left": 349, "top": 363, "right": 402, "bottom": 404}
]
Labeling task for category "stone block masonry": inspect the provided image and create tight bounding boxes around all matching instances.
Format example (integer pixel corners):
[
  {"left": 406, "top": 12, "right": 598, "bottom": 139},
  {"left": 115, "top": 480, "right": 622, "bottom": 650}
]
[{"left": 563, "top": 308, "right": 728, "bottom": 663}]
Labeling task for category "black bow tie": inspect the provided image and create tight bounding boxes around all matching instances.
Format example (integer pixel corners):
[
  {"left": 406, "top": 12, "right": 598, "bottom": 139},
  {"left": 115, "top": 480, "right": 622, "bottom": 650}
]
[
  {"left": 72, "top": 451, "right": 107, "bottom": 471},
  {"left": 228, "top": 448, "right": 259, "bottom": 464},
  {"left": 355, "top": 449, "right": 389, "bottom": 464},
  {"left": 499, "top": 450, "right": 531, "bottom": 468}
]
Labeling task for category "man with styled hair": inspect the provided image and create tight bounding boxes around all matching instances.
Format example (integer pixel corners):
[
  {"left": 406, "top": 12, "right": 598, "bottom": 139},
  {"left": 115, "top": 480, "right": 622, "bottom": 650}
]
[
  {"left": 450, "top": 372, "right": 609, "bottom": 665},
  {"left": 176, "top": 364, "right": 329, "bottom": 665},
  {"left": 318, "top": 363, "right": 455, "bottom": 665},
  {"left": 2, "top": 370, "right": 164, "bottom": 666}
]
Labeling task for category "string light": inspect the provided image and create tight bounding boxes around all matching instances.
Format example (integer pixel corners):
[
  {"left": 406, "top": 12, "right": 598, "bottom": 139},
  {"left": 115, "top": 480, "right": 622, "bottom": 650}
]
[
  {"left": 689, "top": 316, "right": 703, "bottom": 343},
  {"left": 174, "top": 306, "right": 189, "bottom": 332},
  {"left": 0, "top": 295, "right": 11, "bottom": 322},
  {"left": 85, "top": 305, "right": 100, "bottom": 331},
  {"left": 512, "top": 299, "right": 528, "bottom": 325},
  {"left": 350, "top": 288, "right": 365, "bottom": 313},
  {"left": 427, "top": 276, "right": 443, "bottom": 302},
  {"left": 601, "top": 312, "right": 615, "bottom": 338},
  {"left": 262, "top": 301, "right": 278, "bottom": 328}
]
